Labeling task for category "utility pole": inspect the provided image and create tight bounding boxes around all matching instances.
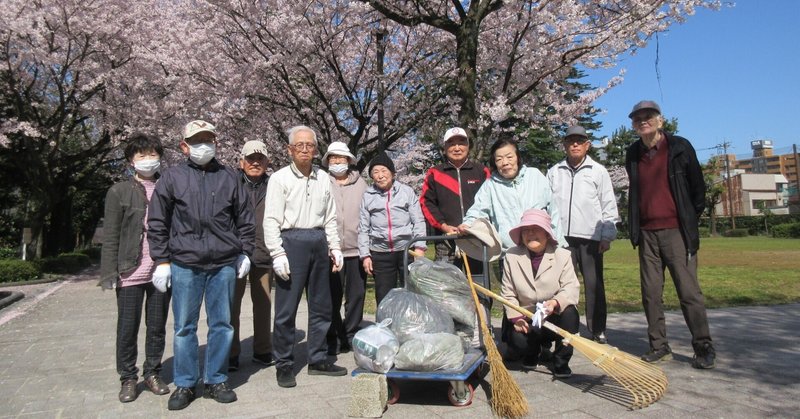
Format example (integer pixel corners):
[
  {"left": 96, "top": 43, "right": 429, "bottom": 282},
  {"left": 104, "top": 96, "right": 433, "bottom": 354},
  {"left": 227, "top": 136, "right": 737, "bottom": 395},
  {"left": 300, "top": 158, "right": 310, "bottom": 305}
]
[
  {"left": 794, "top": 144, "right": 800, "bottom": 209},
  {"left": 719, "top": 141, "right": 736, "bottom": 229}
]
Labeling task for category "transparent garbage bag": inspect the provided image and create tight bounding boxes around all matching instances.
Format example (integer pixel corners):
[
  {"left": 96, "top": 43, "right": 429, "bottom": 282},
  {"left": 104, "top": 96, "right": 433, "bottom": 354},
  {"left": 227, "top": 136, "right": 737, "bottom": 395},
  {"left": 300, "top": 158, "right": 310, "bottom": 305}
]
[
  {"left": 376, "top": 288, "right": 454, "bottom": 343},
  {"left": 407, "top": 258, "right": 475, "bottom": 328},
  {"left": 352, "top": 319, "right": 400, "bottom": 373},
  {"left": 394, "top": 333, "right": 466, "bottom": 371}
]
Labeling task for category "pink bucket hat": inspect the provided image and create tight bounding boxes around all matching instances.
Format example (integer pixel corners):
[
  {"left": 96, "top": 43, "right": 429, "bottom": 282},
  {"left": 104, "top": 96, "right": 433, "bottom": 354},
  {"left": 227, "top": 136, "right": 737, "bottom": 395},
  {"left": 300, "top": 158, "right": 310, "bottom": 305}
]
[{"left": 508, "top": 208, "right": 557, "bottom": 247}]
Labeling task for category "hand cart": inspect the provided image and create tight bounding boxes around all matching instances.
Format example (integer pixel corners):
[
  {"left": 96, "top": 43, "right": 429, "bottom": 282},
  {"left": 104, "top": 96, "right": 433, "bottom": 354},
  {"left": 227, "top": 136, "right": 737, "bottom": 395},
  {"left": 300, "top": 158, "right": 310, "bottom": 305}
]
[{"left": 351, "top": 234, "right": 492, "bottom": 406}]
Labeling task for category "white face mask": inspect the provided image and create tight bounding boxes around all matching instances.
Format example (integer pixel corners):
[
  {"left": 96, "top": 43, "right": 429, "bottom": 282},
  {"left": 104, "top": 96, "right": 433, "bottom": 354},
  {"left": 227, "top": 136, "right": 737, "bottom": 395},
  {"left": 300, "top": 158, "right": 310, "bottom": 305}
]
[
  {"left": 187, "top": 143, "right": 215, "bottom": 165},
  {"left": 328, "top": 163, "right": 348, "bottom": 176},
  {"left": 133, "top": 158, "right": 160, "bottom": 177}
]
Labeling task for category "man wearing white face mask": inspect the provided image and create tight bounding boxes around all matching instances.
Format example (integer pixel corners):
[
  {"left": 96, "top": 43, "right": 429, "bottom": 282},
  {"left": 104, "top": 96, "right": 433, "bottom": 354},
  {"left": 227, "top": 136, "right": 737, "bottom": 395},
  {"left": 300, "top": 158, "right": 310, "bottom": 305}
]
[
  {"left": 320, "top": 142, "right": 368, "bottom": 355},
  {"left": 100, "top": 133, "right": 171, "bottom": 403},
  {"left": 147, "top": 120, "right": 255, "bottom": 410}
]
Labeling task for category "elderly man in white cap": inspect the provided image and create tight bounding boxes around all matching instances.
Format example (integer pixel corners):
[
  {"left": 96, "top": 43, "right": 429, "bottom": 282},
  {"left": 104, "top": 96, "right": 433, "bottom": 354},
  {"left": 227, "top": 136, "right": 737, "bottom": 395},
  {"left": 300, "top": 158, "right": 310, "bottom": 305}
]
[
  {"left": 147, "top": 120, "right": 255, "bottom": 410},
  {"left": 229, "top": 140, "right": 275, "bottom": 372},
  {"left": 547, "top": 125, "right": 619, "bottom": 344},
  {"left": 321, "top": 142, "right": 368, "bottom": 355}
]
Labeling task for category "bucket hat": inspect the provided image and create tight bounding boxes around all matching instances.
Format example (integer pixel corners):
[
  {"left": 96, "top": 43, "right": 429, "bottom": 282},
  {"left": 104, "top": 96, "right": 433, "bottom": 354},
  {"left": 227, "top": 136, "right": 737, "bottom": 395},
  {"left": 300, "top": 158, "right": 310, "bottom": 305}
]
[
  {"left": 508, "top": 208, "right": 557, "bottom": 247},
  {"left": 456, "top": 218, "right": 502, "bottom": 262}
]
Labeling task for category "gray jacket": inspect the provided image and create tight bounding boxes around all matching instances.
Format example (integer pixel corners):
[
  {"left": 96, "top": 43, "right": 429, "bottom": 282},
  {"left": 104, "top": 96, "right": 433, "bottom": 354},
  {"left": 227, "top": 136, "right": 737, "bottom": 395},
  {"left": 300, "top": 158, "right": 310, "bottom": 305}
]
[
  {"left": 99, "top": 178, "right": 149, "bottom": 289},
  {"left": 330, "top": 170, "right": 368, "bottom": 258},
  {"left": 358, "top": 180, "right": 426, "bottom": 256}
]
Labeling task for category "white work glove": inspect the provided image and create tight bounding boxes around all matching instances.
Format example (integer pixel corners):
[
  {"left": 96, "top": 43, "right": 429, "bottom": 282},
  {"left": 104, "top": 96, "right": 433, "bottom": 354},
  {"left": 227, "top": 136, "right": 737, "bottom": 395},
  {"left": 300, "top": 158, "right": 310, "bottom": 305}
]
[
  {"left": 331, "top": 249, "right": 344, "bottom": 272},
  {"left": 532, "top": 302, "right": 547, "bottom": 329},
  {"left": 152, "top": 264, "right": 171, "bottom": 293},
  {"left": 236, "top": 254, "right": 251, "bottom": 279},
  {"left": 273, "top": 255, "right": 291, "bottom": 281}
]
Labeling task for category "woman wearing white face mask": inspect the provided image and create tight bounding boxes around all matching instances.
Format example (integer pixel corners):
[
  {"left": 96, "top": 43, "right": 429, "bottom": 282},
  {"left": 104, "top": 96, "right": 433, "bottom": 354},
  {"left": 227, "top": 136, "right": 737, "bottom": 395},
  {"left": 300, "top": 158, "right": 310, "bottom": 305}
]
[
  {"left": 100, "top": 133, "right": 171, "bottom": 403},
  {"left": 321, "top": 142, "right": 368, "bottom": 355}
]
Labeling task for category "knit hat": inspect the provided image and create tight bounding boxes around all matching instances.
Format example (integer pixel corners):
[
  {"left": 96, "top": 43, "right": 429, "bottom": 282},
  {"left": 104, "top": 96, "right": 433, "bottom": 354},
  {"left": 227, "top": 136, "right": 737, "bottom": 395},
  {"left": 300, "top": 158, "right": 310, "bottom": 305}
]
[
  {"left": 321, "top": 141, "right": 356, "bottom": 168},
  {"left": 368, "top": 151, "right": 395, "bottom": 174},
  {"left": 508, "top": 208, "right": 558, "bottom": 247}
]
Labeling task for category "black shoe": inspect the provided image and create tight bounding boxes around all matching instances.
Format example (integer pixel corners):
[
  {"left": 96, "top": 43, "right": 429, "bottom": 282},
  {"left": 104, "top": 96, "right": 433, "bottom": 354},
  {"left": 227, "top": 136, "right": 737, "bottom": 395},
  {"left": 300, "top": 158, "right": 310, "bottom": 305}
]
[
  {"left": 118, "top": 379, "right": 138, "bottom": 403},
  {"left": 203, "top": 382, "right": 237, "bottom": 403},
  {"left": 167, "top": 387, "right": 195, "bottom": 411},
  {"left": 539, "top": 346, "right": 554, "bottom": 363},
  {"left": 253, "top": 352, "right": 276, "bottom": 367},
  {"left": 641, "top": 344, "right": 673, "bottom": 363},
  {"left": 691, "top": 343, "right": 716, "bottom": 369},
  {"left": 228, "top": 357, "right": 239, "bottom": 372},
  {"left": 592, "top": 332, "right": 608, "bottom": 344},
  {"left": 521, "top": 354, "right": 538, "bottom": 371},
  {"left": 277, "top": 366, "right": 296, "bottom": 388},
  {"left": 308, "top": 362, "right": 348, "bottom": 376},
  {"left": 553, "top": 365, "right": 572, "bottom": 379}
]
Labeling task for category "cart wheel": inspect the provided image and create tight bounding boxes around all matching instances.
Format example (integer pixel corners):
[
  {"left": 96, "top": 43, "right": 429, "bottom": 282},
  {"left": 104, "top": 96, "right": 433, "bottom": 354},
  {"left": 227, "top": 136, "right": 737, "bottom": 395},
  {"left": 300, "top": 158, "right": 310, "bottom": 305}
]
[
  {"left": 387, "top": 379, "right": 400, "bottom": 405},
  {"left": 447, "top": 382, "right": 474, "bottom": 406}
]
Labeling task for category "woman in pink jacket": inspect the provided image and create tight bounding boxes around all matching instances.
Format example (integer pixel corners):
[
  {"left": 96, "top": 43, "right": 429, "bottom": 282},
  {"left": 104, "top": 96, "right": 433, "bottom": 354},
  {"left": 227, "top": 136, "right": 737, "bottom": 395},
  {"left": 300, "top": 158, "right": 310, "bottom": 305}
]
[{"left": 501, "top": 208, "right": 580, "bottom": 379}]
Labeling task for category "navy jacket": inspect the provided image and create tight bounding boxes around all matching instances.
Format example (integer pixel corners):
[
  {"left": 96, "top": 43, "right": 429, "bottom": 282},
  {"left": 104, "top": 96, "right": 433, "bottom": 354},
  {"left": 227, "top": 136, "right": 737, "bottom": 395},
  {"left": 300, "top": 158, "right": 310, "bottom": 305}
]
[{"left": 147, "top": 159, "right": 255, "bottom": 269}]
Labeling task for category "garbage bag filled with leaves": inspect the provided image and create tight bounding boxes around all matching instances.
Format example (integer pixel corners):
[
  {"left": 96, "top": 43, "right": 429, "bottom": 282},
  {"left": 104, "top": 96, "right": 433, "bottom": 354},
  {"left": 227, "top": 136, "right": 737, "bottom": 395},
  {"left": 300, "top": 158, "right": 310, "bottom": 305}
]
[
  {"left": 394, "top": 333, "right": 465, "bottom": 371},
  {"left": 407, "top": 257, "right": 475, "bottom": 328},
  {"left": 376, "top": 288, "right": 454, "bottom": 343}
]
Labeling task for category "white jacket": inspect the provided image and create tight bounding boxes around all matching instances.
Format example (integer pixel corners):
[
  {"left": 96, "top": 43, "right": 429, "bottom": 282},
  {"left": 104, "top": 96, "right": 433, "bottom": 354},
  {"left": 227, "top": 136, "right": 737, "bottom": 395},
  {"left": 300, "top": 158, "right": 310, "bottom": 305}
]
[{"left": 546, "top": 155, "right": 619, "bottom": 242}]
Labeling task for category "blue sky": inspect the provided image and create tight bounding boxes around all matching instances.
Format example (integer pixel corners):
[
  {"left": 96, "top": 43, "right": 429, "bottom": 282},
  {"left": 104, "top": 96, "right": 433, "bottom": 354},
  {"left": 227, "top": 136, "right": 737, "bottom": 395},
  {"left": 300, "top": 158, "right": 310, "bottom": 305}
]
[{"left": 583, "top": 0, "right": 800, "bottom": 163}]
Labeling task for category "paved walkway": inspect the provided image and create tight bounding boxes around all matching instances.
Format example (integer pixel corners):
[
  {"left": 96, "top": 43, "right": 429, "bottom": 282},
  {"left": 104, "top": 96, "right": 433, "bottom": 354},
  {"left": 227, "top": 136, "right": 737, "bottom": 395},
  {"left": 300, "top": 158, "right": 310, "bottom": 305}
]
[{"left": 1, "top": 266, "right": 799, "bottom": 418}]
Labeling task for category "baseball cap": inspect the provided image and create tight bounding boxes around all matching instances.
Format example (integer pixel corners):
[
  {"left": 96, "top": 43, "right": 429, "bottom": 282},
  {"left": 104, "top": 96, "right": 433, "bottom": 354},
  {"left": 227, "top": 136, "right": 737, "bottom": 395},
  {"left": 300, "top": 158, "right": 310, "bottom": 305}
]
[
  {"left": 183, "top": 120, "right": 216, "bottom": 139},
  {"left": 564, "top": 125, "right": 588, "bottom": 140},
  {"left": 628, "top": 100, "right": 661, "bottom": 119},
  {"left": 442, "top": 127, "right": 468, "bottom": 147},
  {"left": 241, "top": 140, "right": 268, "bottom": 158}
]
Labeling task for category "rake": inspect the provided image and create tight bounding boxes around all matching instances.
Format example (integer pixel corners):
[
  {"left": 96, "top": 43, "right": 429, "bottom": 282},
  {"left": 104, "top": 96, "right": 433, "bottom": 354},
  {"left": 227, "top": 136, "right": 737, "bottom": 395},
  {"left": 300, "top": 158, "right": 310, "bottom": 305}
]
[
  {"left": 471, "top": 282, "right": 668, "bottom": 409},
  {"left": 461, "top": 253, "right": 529, "bottom": 418}
]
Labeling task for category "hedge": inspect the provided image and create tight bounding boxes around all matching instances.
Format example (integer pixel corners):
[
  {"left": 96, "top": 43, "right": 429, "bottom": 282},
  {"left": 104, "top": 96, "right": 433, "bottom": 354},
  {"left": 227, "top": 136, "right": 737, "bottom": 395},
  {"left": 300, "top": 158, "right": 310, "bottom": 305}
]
[
  {"left": 771, "top": 223, "right": 800, "bottom": 239},
  {"left": 723, "top": 228, "right": 749, "bottom": 237},
  {"left": 0, "top": 259, "right": 41, "bottom": 283},
  {"left": 0, "top": 247, "right": 18, "bottom": 260},
  {"left": 36, "top": 252, "right": 91, "bottom": 274},
  {"left": 77, "top": 246, "right": 101, "bottom": 262}
]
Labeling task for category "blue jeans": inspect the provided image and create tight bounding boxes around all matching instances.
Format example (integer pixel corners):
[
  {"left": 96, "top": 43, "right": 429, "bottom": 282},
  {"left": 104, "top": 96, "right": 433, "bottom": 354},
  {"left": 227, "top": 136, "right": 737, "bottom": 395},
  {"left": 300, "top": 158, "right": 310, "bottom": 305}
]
[{"left": 171, "top": 263, "right": 235, "bottom": 387}]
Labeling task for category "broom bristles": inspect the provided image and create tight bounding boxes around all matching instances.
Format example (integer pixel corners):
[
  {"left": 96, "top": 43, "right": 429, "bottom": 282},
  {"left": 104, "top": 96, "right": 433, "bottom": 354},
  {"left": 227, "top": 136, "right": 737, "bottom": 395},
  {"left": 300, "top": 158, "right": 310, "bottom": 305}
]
[
  {"left": 462, "top": 253, "right": 529, "bottom": 418},
  {"left": 473, "top": 283, "right": 668, "bottom": 410}
]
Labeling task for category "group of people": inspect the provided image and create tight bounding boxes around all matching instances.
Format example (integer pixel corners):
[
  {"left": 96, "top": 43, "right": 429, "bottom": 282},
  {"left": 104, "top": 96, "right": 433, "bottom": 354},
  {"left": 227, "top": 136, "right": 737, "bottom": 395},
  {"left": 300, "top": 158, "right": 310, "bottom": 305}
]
[{"left": 100, "top": 98, "right": 716, "bottom": 410}]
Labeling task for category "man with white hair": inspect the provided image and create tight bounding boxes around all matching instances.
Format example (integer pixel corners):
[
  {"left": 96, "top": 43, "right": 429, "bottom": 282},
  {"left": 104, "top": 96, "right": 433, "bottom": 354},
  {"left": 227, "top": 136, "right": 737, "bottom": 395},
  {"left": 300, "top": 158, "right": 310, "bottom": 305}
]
[{"left": 263, "top": 126, "right": 346, "bottom": 388}]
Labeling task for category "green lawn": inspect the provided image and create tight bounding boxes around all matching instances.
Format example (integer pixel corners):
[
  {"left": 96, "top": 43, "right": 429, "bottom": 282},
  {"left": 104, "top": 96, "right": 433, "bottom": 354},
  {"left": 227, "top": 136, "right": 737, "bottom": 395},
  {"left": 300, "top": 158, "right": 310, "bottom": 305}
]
[{"left": 363, "top": 237, "right": 800, "bottom": 316}]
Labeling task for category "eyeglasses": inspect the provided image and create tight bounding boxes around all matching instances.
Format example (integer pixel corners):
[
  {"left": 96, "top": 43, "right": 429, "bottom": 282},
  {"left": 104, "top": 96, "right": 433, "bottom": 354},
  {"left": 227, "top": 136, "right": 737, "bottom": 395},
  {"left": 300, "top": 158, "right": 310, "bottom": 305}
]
[
  {"left": 562, "top": 138, "right": 589, "bottom": 145},
  {"left": 632, "top": 113, "right": 658, "bottom": 124},
  {"left": 290, "top": 143, "right": 316, "bottom": 151}
]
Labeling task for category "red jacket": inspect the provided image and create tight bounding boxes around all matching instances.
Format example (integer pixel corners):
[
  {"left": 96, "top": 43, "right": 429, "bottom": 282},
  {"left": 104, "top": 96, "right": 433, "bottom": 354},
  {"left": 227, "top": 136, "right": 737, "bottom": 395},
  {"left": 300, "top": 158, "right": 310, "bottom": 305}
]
[{"left": 420, "top": 160, "right": 490, "bottom": 231}]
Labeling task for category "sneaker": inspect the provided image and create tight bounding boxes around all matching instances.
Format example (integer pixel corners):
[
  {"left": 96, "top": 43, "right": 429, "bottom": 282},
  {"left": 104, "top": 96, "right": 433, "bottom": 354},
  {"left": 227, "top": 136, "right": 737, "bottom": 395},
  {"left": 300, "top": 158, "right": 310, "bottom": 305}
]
[
  {"left": 553, "top": 365, "right": 572, "bottom": 379},
  {"left": 691, "top": 343, "right": 716, "bottom": 369},
  {"left": 118, "top": 379, "right": 138, "bottom": 403},
  {"left": 592, "top": 332, "right": 608, "bottom": 344},
  {"left": 521, "top": 354, "right": 538, "bottom": 371},
  {"left": 167, "top": 387, "right": 195, "bottom": 411},
  {"left": 308, "top": 362, "right": 348, "bottom": 376},
  {"left": 203, "top": 382, "right": 237, "bottom": 403},
  {"left": 228, "top": 357, "right": 239, "bottom": 372},
  {"left": 277, "top": 366, "right": 296, "bottom": 388},
  {"left": 641, "top": 344, "right": 673, "bottom": 363},
  {"left": 253, "top": 352, "right": 276, "bottom": 367},
  {"left": 144, "top": 375, "right": 170, "bottom": 395}
]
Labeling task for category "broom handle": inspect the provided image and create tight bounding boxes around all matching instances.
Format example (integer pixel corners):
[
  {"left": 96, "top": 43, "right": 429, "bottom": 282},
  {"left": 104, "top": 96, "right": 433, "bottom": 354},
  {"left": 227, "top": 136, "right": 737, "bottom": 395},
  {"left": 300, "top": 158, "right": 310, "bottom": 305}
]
[
  {"left": 461, "top": 252, "right": 490, "bottom": 334},
  {"left": 471, "top": 283, "right": 568, "bottom": 337}
]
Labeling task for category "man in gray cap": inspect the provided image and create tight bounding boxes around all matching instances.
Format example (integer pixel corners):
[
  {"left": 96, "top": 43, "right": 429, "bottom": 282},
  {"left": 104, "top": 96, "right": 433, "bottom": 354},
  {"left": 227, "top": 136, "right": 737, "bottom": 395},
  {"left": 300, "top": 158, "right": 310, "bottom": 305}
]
[
  {"left": 547, "top": 125, "right": 619, "bottom": 344},
  {"left": 624, "top": 100, "right": 716, "bottom": 369},
  {"left": 229, "top": 140, "right": 275, "bottom": 372}
]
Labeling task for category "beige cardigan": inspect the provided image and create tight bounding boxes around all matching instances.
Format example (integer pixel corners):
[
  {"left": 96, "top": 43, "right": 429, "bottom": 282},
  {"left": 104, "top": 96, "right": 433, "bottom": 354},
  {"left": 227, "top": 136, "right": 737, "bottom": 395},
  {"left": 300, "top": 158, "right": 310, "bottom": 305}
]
[{"left": 501, "top": 243, "right": 580, "bottom": 320}]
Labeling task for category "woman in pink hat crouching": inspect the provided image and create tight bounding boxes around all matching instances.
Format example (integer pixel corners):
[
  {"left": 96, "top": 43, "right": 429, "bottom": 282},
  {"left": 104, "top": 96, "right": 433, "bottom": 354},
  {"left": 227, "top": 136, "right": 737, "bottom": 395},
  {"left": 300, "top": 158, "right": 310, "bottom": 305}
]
[{"left": 501, "top": 208, "right": 580, "bottom": 378}]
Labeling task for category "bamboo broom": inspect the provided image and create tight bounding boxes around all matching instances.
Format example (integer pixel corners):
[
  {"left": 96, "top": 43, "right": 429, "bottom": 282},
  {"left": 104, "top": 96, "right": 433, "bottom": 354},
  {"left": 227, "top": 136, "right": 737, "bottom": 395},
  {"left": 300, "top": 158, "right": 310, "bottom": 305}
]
[
  {"left": 460, "top": 253, "right": 529, "bottom": 418},
  {"left": 471, "top": 282, "right": 668, "bottom": 410}
]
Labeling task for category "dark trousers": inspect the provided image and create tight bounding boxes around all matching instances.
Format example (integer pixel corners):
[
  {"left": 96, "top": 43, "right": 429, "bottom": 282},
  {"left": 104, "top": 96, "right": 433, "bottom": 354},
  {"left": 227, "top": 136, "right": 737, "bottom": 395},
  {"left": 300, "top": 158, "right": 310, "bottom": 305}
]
[
  {"left": 566, "top": 236, "right": 607, "bottom": 335},
  {"left": 327, "top": 256, "right": 367, "bottom": 347},
  {"left": 116, "top": 282, "right": 170, "bottom": 381},
  {"left": 371, "top": 251, "right": 407, "bottom": 306},
  {"left": 273, "top": 229, "right": 331, "bottom": 368},
  {"left": 639, "top": 228, "right": 712, "bottom": 352},
  {"left": 506, "top": 305, "right": 579, "bottom": 368},
  {"left": 230, "top": 265, "right": 273, "bottom": 359}
]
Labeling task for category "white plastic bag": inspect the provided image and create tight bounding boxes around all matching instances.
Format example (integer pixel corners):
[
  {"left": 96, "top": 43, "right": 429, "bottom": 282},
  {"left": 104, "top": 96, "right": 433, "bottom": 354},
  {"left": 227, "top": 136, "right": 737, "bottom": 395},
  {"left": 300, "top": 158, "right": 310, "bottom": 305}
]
[
  {"left": 352, "top": 319, "right": 400, "bottom": 373},
  {"left": 394, "top": 333, "right": 465, "bottom": 371}
]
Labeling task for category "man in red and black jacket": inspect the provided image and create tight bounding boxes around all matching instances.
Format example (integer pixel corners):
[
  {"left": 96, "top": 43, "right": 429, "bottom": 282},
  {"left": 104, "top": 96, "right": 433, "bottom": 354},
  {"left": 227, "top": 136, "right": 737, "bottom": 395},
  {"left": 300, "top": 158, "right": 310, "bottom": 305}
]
[{"left": 420, "top": 127, "right": 491, "bottom": 272}]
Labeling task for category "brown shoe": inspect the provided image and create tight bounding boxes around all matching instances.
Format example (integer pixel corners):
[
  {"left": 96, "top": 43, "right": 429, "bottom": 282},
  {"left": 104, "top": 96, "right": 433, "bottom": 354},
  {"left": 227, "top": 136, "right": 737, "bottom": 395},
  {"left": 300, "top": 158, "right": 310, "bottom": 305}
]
[
  {"left": 144, "top": 375, "right": 170, "bottom": 395},
  {"left": 119, "top": 379, "right": 138, "bottom": 403}
]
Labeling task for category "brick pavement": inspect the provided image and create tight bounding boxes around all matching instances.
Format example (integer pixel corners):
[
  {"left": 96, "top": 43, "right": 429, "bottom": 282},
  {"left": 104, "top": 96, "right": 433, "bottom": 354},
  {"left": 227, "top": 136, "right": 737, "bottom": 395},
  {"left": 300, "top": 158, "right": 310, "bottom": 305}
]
[{"left": 1, "top": 267, "right": 798, "bottom": 418}]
